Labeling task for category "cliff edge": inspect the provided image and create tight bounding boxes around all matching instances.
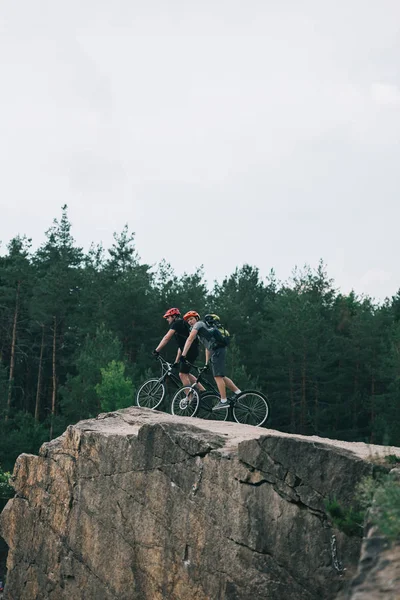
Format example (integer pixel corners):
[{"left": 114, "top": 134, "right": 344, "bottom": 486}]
[{"left": 1, "top": 408, "right": 399, "bottom": 600}]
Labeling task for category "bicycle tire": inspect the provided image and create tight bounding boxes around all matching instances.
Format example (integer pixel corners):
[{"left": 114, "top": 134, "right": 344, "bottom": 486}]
[
  {"left": 197, "top": 392, "right": 228, "bottom": 421},
  {"left": 171, "top": 387, "right": 200, "bottom": 417},
  {"left": 136, "top": 378, "right": 165, "bottom": 410},
  {"left": 232, "top": 390, "right": 269, "bottom": 427}
]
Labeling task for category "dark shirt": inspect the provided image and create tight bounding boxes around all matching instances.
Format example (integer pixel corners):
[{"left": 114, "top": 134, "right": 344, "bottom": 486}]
[{"left": 170, "top": 318, "right": 199, "bottom": 355}]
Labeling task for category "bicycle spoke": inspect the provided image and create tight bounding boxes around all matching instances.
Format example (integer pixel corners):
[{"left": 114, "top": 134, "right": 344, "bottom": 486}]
[
  {"left": 197, "top": 393, "right": 228, "bottom": 421},
  {"left": 171, "top": 387, "right": 199, "bottom": 417},
  {"left": 136, "top": 379, "right": 165, "bottom": 410},
  {"left": 232, "top": 392, "right": 269, "bottom": 427}
]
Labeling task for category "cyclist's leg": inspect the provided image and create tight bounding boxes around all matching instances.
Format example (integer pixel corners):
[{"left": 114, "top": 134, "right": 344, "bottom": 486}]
[
  {"left": 211, "top": 349, "right": 228, "bottom": 394},
  {"left": 179, "top": 372, "right": 191, "bottom": 387},
  {"left": 214, "top": 376, "right": 227, "bottom": 398},
  {"left": 211, "top": 348, "right": 230, "bottom": 409},
  {"left": 178, "top": 359, "right": 192, "bottom": 389},
  {"left": 185, "top": 347, "right": 206, "bottom": 392},
  {"left": 223, "top": 376, "right": 240, "bottom": 394},
  {"left": 179, "top": 362, "right": 205, "bottom": 393},
  {"left": 188, "top": 372, "right": 206, "bottom": 392}
]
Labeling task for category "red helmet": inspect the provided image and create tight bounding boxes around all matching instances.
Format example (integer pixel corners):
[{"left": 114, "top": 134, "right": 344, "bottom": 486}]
[
  {"left": 163, "top": 307, "right": 180, "bottom": 318},
  {"left": 183, "top": 310, "right": 200, "bottom": 321}
]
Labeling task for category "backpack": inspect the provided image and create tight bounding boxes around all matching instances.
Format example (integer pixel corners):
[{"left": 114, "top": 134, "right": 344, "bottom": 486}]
[{"left": 204, "top": 314, "right": 231, "bottom": 348}]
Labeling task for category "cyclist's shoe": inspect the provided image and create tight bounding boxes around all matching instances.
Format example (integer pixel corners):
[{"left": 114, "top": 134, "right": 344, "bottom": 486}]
[{"left": 212, "top": 399, "right": 230, "bottom": 411}]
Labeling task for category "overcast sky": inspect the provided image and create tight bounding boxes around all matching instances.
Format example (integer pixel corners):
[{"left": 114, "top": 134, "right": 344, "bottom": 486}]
[{"left": 1, "top": 1, "right": 399, "bottom": 300}]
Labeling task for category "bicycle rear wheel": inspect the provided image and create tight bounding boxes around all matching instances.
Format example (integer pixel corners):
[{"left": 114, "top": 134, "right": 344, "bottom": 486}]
[
  {"left": 232, "top": 391, "right": 269, "bottom": 427},
  {"left": 171, "top": 387, "right": 200, "bottom": 417},
  {"left": 197, "top": 392, "right": 228, "bottom": 421},
  {"left": 136, "top": 378, "right": 165, "bottom": 410}
]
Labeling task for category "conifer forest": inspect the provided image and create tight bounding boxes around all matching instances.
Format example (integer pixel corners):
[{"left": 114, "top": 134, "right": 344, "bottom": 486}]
[{"left": 1, "top": 206, "right": 400, "bottom": 473}]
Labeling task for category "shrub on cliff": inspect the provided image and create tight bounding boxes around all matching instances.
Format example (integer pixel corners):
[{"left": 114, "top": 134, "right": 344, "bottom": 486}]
[
  {"left": 357, "top": 472, "right": 400, "bottom": 541},
  {"left": 95, "top": 360, "right": 134, "bottom": 412},
  {"left": 0, "top": 466, "right": 14, "bottom": 512}
]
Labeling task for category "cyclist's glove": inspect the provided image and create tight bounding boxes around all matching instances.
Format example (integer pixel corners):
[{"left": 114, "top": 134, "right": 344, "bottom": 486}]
[
  {"left": 180, "top": 355, "right": 188, "bottom": 364},
  {"left": 203, "top": 363, "right": 210, "bottom": 371},
  {"left": 152, "top": 350, "right": 159, "bottom": 357},
  {"left": 172, "top": 362, "right": 180, "bottom": 369}
]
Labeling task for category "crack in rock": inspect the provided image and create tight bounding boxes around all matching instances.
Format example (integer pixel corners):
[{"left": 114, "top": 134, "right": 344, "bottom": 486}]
[{"left": 2, "top": 410, "right": 388, "bottom": 600}]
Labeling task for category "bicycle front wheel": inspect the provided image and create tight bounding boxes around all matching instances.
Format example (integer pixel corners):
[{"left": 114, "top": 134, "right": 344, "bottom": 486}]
[
  {"left": 197, "top": 392, "right": 228, "bottom": 421},
  {"left": 171, "top": 387, "right": 200, "bottom": 417},
  {"left": 136, "top": 378, "right": 165, "bottom": 410},
  {"left": 232, "top": 391, "right": 269, "bottom": 427}
]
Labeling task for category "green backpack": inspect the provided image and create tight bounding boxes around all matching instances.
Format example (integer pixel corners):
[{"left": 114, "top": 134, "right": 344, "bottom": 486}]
[{"left": 204, "top": 314, "right": 231, "bottom": 348}]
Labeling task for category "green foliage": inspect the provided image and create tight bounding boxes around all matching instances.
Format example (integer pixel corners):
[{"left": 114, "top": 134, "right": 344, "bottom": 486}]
[
  {"left": 95, "top": 360, "right": 134, "bottom": 412},
  {"left": 384, "top": 455, "right": 400, "bottom": 465},
  {"left": 59, "top": 325, "right": 124, "bottom": 421},
  {"left": 0, "top": 413, "right": 49, "bottom": 472},
  {"left": 0, "top": 466, "right": 13, "bottom": 500},
  {"left": 2, "top": 206, "right": 400, "bottom": 479},
  {"left": 356, "top": 473, "right": 400, "bottom": 541},
  {"left": 0, "top": 363, "right": 7, "bottom": 415},
  {"left": 373, "top": 478, "right": 400, "bottom": 540},
  {"left": 324, "top": 497, "right": 365, "bottom": 537},
  {"left": 356, "top": 475, "right": 382, "bottom": 509}
]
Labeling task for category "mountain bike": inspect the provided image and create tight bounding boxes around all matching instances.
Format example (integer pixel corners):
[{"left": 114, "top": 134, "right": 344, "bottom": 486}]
[
  {"left": 136, "top": 355, "right": 209, "bottom": 410},
  {"left": 170, "top": 365, "right": 230, "bottom": 422},
  {"left": 136, "top": 355, "right": 182, "bottom": 409},
  {"left": 171, "top": 368, "right": 269, "bottom": 427}
]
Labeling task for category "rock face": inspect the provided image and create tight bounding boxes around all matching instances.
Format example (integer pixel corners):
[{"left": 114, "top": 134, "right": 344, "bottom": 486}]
[
  {"left": 341, "top": 524, "right": 400, "bottom": 600},
  {"left": 1, "top": 408, "right": 399, "bottom": 600}
]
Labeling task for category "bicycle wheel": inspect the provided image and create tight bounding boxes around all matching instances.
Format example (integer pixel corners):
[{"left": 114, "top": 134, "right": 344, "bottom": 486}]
[
  {"left": 232, "top": 391, "right": 269, "bottom": 427},
  {"left": 136, "top": 378, "right": 165, "bottom": 410},
  {"left": 171, "top": 387, "right": 200, "bottom": 417},
  {"left": 197, "top": 392, "right": 228, "bottom": 421}
]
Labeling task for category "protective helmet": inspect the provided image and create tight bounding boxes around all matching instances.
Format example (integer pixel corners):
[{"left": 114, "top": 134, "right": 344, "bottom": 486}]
[
  {"left": 183, "top": 310, "right": 200, "bottom": 321},
  {"left": 204, "top": 314, "right": 220, "bottom": 326},
  {"left": 163, "top": 307, "right": 180, "bottom": 318}
]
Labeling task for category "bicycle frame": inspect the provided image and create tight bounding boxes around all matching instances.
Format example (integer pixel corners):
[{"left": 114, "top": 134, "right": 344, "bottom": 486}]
[
  {"left": 184, "top": 362, "right": 218, "bottom": 393},
  {"left": 155, "top": 355, "right": 182, "bottom": 389}
]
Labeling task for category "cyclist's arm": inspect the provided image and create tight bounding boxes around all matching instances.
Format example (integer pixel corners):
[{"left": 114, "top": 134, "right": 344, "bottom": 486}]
[
  {"left": 155, "top": 329, "right": 175, "bottom": 352},
  {"left": 175, "top": 348, "right": 182, "bottom": 363},
  {"left": 181, "top": 329, "right": 198, "bottom": 357},
  {"left": 205, "top": 348, "right": 211, "bottom": 364}
]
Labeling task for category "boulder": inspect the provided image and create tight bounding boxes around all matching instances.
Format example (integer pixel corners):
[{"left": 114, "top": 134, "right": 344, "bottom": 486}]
[{"left": 1, "top": 408, "right": 399, "bottom": 600}]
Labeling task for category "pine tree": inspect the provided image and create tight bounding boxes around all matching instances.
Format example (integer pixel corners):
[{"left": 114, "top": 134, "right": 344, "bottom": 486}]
[
  {"left": 59, "top": 325, "right": 124, "bottom": 422},
  {"left": 0, "top": 236, "right": 33, "bottom": 419},
  {"left": 30, "top": 206, "right": 83, "bottom": 436}
]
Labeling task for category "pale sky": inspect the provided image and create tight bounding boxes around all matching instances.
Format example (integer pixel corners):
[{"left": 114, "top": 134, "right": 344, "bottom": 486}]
[{"left": 1, "top": 1, "right": 399, "bottom": 300}]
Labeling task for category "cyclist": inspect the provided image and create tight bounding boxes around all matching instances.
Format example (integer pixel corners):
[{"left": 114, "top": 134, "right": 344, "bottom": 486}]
[
  {"left": 180, "top": 310, "right": 241, "bottom": 410},
  {"left": 153, "top": 308, "right": 205, "bottom": 391}
]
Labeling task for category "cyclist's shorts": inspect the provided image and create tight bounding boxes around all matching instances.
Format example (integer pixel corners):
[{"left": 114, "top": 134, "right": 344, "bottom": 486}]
[
  {"left": 180, "top": 349, "right": 198, "bottom": 374},
  {"left": 210, "top": 347, "right": 226, "bottom": 377}
]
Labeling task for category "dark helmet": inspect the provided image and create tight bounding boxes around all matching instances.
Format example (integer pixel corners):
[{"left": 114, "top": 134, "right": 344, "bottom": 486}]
[{"left": 204, "top": 314, "right": 220, "bottom": 326}]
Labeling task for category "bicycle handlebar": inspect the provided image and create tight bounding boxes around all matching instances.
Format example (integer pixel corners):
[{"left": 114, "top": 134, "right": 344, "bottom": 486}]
[
  {"left": 154, "top": 354, "right": 174, "bottom": 369},
  {"left": 154, "top": 354, "right": 208, "bottom": 373},
  {"left": 154, "top": 353, "right": 217, "bottom": 391}
]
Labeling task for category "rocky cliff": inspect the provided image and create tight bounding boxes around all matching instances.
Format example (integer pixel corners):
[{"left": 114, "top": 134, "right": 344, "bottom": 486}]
[{"left": 1, "top": 408, "right": 399, "bottom": 600}]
